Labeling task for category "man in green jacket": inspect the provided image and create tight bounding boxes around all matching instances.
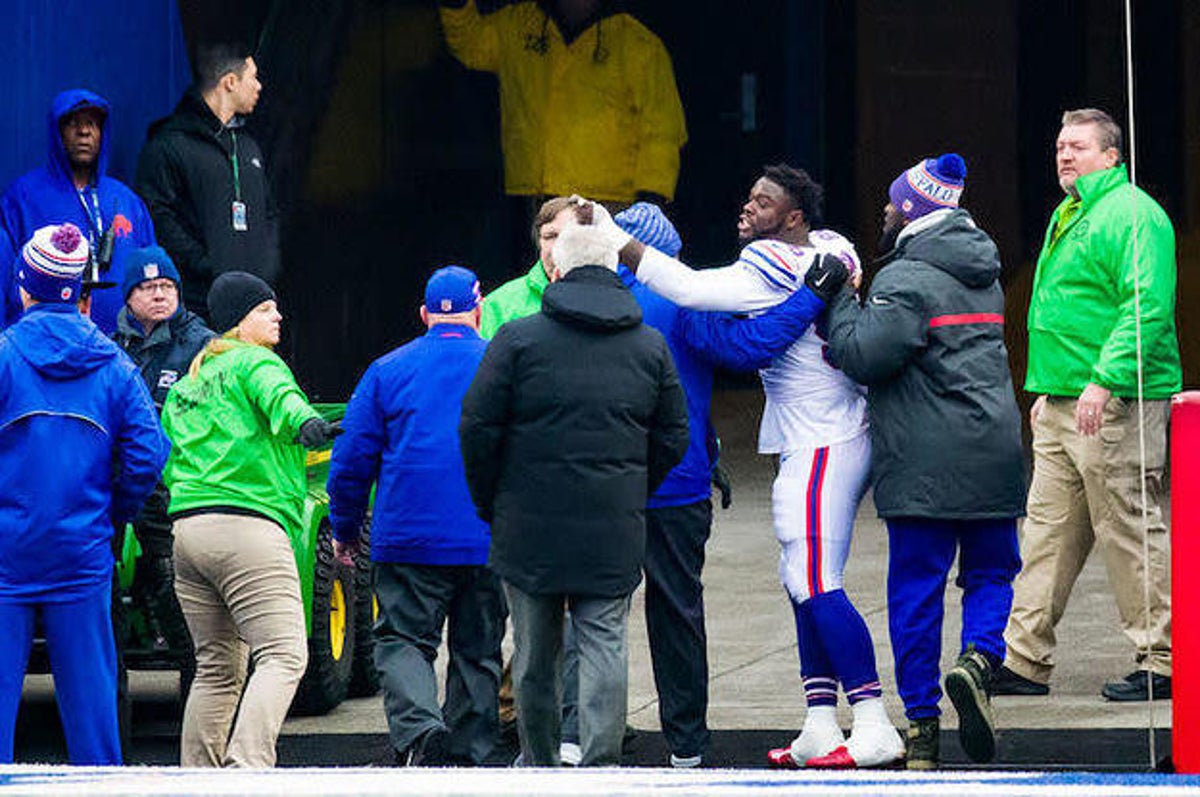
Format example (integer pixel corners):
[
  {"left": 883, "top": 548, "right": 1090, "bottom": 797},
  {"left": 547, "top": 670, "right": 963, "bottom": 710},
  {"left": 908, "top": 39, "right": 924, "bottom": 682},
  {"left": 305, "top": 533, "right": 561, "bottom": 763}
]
[
  {"left": 480, "top": 196, "right": 575, "bottom": 338},
  {"left": 995, "top": 108, "right": 1181, "bottom": 702}
]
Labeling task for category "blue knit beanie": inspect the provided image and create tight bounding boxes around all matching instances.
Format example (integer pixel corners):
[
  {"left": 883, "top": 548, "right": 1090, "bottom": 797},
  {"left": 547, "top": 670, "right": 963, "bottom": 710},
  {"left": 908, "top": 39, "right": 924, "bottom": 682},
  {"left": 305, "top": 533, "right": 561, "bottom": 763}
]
[
  {"left": 120, "top": 245, "right": 181, "bottom": 300},
  {"left": 614, "top": 202, "right": 683, "bottom": 257},
  {"left": 888, "top": 153, "right": 967, "bottom": 221}
]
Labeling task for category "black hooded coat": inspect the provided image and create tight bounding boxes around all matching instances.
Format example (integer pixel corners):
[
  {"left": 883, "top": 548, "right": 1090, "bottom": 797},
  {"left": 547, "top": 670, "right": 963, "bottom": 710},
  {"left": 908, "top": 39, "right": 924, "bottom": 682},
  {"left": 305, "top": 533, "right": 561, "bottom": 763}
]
[
  {"left": 460, "top": 265, "right": 689, "bottom": 597},
  {"left": 826, "top": 209, "right": 1027, "bottom": 520}
]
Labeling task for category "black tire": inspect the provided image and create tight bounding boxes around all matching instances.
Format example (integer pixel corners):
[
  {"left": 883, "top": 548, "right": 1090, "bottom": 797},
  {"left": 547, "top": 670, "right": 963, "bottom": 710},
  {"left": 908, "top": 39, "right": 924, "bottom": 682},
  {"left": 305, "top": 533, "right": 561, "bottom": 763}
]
[
  {"left": 347, "top": 520, "right": 380, "bottom": 698},
  {"left": 290, "top": 521, "right": 356, "bottom": 716}
]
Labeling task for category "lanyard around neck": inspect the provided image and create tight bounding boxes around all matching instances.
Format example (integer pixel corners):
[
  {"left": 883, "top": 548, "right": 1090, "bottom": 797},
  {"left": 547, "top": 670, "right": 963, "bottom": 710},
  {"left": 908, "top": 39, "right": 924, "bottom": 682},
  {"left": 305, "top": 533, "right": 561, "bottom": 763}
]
[
  {"left": 75, "top": 186, "right": 103, "bottom": 242},
  {"left": 229, "top": 129, "right": 242, "bottom": 203}
]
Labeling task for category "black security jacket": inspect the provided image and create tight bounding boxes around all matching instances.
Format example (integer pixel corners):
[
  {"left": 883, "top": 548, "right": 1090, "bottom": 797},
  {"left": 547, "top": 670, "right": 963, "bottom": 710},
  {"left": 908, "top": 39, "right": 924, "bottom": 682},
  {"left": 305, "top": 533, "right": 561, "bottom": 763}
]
[{"left": 135, "top": 89, "right": 280, "bottom": 316}]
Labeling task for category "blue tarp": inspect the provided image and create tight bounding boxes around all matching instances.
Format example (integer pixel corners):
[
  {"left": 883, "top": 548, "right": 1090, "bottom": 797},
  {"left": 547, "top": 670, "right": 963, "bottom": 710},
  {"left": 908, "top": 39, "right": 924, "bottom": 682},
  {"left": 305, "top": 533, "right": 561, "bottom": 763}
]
[{"left": 0, "top": 0, "right": 190, "bottom": 189}]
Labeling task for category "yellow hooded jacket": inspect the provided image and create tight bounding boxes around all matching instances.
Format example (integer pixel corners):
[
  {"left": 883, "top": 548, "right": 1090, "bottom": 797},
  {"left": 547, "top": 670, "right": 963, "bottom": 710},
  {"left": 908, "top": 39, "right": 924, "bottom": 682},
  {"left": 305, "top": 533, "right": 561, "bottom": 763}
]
[{"left": 440, "top": 1, "right": 687, "bottom": 202}]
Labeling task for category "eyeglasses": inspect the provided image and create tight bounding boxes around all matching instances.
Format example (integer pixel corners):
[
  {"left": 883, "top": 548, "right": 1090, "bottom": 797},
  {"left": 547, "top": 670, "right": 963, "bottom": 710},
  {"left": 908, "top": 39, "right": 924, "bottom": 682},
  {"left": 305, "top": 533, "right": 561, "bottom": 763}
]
[{"left": 134, "top": 280, "right": 177, "bottom": 295}]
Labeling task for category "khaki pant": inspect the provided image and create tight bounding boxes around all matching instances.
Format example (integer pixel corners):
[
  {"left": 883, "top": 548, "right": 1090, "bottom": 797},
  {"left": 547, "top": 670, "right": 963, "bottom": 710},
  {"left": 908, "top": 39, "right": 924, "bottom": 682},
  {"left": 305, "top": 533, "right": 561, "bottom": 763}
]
[
  {"left": 1004, "top": 396, "right": 1171, "bottom": 683},
  {"left": 173, "top": 513, "right": 308, "bottom": 767}
]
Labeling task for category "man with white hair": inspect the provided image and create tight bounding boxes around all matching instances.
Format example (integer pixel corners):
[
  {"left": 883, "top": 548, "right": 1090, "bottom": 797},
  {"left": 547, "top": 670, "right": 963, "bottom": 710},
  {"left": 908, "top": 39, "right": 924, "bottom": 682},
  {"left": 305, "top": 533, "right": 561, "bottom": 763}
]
[{"left": 460, "top": 222, "right": 689, "bottom": 767}]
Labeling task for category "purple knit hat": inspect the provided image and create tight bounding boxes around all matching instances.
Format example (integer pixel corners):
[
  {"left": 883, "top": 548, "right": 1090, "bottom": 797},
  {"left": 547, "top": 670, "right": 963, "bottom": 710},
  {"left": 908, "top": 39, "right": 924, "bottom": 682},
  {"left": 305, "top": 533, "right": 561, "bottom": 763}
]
[
  {"left": 16, "top": 223, "right": 89, "bottom": 303},
  {"left": 888, "top": 153, "right": 967, "bottom": 221}
]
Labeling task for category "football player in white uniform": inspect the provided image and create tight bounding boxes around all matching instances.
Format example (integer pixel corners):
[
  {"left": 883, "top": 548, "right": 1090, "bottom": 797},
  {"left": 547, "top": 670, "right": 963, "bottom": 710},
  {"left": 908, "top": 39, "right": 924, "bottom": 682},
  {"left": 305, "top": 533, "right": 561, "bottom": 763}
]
[{"left": 578, "top": 165, "right": 903, "bottom": 769}]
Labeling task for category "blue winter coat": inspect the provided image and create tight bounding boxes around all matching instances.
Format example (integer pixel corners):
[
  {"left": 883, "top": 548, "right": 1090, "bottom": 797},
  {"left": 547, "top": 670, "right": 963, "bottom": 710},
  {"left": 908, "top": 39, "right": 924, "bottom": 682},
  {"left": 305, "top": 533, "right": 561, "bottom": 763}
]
[
  {"left": 328, "top": 324, "right": 491, "bottom": 566},
  {"left": 0, "top": 304, "right": 168, "bottom": 601},
  {"left": 619, "top": 267, "right": 829, "bottom": 507},
  {"left": 0, "top": 89, "right": 156, "bottom": 334}
]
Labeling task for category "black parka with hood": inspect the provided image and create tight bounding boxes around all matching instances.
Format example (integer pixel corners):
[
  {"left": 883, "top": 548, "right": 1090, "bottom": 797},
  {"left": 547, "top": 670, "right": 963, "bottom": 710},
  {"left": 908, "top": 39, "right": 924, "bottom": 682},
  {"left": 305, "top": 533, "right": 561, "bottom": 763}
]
[
  {"left": 826, "top": 209, "right": 1026, "bottom": 520},
  {"left": 460, "top": 265, "right": 689, "bottom": 597},
  {"left": 135, "top": 89, "right": 279, "bottom": 315}
]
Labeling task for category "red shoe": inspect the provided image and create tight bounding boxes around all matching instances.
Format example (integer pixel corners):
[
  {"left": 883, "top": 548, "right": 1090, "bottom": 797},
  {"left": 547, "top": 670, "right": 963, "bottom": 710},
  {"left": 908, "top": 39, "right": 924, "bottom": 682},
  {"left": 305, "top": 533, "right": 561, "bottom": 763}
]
[
  {"left": 767, "top": 746, "right": 801, "bottom": 769},
  {"left": 805, "top": 745, "right": 857, "bottom": 769}
]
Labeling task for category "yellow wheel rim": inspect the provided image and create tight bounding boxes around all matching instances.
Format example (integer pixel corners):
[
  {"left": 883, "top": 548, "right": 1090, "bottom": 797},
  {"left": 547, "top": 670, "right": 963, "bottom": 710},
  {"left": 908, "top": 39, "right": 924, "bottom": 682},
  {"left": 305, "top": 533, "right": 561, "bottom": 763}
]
[
  {"left": 372, "top": 593, "right": 380, "bottom": 623},
  {"left": 330, "top": 579, "right": 347, "bottom": 661}
]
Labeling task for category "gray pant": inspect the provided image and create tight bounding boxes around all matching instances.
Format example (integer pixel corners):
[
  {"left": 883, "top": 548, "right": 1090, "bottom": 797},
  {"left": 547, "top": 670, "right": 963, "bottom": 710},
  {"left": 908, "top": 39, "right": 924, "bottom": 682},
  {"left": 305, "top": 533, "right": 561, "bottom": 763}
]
[
  {"left": 374, "top": 562, "right": 505, "bottom": 764},
  {"left": 562, "top": 502, "right": 712, "bottom": 757},
  {"left": 505, "top": 583, "right": 630, "bottom": 767},
  {"left": 173, "top": 513, "right": 308, "bottom": 768}
]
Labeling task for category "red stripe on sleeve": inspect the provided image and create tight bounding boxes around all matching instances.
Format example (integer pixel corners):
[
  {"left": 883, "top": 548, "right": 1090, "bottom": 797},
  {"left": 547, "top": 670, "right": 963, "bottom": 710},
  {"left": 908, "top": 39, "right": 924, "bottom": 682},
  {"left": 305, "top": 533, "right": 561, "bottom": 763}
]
[{"left": 928, "top": 312, "right": 1004, "bottom": 328}]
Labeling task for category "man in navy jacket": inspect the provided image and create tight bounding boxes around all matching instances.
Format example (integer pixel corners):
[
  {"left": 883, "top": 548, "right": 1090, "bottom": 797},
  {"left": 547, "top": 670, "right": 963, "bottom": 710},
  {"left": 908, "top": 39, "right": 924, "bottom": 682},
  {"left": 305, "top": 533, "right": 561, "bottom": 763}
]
[
  {"left": 0, "top": 223, "right": 167, "bottom": 764},
  {"left": 0, "top": 89, "right": 156, "bottom": 333},
  {"left": 328, "top": 266, "right": 502, "bottom": 767},
  {"left": 113, "top": 246, "right": 213, "bottom": 655}
]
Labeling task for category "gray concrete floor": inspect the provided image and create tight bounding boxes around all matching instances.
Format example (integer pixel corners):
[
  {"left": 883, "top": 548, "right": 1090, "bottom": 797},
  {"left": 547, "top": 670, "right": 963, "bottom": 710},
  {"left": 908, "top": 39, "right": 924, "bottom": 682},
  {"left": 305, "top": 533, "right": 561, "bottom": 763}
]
[{"left": 280, "top": 386, "right": 1172, "bottom": 743}]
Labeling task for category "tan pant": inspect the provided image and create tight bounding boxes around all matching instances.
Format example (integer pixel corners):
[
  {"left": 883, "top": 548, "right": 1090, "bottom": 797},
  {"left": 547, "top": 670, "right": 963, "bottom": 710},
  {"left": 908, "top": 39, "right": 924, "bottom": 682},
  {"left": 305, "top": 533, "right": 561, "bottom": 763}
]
[
  {"left": 1004, "top": 396, "right": 1171, "bottom": 683},
  {"left": 173, "top": 513, "right": 308, "bottom": 767}
]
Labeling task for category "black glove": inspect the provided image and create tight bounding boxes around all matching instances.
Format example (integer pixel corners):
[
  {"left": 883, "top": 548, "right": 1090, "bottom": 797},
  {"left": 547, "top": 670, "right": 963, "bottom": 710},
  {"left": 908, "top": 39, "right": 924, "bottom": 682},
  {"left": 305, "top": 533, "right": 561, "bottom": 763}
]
[
  {"left": 296, "top": 417, "right": 343, "bottom": 449},
  {"left": 712, "top": 463, "right": 733, "bottom": 509},
  {"left": 804, "top": 253, "right": 850, "bottom": 304}
]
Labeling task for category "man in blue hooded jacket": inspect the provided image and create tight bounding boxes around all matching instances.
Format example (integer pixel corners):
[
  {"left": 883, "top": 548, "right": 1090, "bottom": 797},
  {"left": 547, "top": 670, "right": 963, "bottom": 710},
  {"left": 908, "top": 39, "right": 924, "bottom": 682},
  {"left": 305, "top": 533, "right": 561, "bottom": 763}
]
[
  {"left": 0, "top": 223, "right": 168, "bottom": 764},
  {"left": 0, "top": 89, "right": 156, "bottom": 335}
]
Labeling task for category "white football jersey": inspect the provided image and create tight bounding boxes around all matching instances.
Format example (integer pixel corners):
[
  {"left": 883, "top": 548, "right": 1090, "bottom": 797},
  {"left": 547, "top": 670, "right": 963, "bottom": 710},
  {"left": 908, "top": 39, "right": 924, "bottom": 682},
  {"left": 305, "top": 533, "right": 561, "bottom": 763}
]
[
  {"left": 745, "top": 233, "right": 868, "bottom": 452},
  {"left": 637, "top": 229, "right": 867, "bottom": 451}
]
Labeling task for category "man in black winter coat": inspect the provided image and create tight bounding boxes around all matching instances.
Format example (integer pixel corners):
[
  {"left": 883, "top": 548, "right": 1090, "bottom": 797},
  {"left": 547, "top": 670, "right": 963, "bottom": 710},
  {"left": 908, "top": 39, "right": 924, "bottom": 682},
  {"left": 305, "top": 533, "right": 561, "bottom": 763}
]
[
  {"left": 825, "top": 154, "right": 1026, "bottom": 771},
  {"left": 460, "top": 221, "right": 689, "bottom": 768},
  {"left": 135, "top": 42, "right": 279, "bottom": 318},
  {"left": 114, "top": 245, "right": 212, "bottom": 654}
]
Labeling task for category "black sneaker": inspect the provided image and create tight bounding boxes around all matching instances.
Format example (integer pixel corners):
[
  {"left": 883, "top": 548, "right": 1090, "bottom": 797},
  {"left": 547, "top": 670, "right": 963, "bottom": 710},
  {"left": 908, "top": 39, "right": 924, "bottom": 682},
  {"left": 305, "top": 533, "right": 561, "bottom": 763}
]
[
  {"left": 991, "top": 665, "right": 1050, "bottom": 696},
  {"left": 403, "top": 727, "right": 449, "bottom": 767},
  {"left": 905, "top": 717, "right": 939, "bottom": 771},
  {"left": 1102, "top": 670, "right": 1172, "bottom": 702},
  {"left": 944, "top": 645, "right": 996, "bottom": 763}
]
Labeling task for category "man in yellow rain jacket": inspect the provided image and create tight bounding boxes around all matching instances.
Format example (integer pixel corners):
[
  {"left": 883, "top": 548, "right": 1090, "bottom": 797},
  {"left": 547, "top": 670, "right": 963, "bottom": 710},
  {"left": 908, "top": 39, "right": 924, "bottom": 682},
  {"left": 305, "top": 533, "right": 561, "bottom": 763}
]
[{"left": 439, "top": 0, "right": 687, "bottom": 204}]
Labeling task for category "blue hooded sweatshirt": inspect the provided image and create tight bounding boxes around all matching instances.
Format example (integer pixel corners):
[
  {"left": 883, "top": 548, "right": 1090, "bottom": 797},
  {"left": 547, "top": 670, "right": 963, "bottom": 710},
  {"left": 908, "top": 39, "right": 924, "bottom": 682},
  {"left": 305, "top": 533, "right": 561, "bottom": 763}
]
[
  {"left": 0, "top": 303, "right": 168, "bottom": 601},
  {"left": 0, "top": 89, "right": 156, "bottom": 334}
]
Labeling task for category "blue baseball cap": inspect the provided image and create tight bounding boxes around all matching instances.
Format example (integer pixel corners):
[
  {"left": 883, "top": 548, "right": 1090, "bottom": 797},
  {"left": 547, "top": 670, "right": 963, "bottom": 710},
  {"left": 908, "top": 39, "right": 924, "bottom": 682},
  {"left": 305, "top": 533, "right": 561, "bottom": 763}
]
[{"left": 425, "top": 266, "right": 481, "bottom": 314}]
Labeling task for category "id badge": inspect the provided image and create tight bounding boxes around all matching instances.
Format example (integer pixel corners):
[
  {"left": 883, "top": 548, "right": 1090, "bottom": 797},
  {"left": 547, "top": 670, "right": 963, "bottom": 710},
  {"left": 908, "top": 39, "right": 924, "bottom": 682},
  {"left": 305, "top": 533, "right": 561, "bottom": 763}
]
[{"left": 231, "top": 201, "right": 248, "bottom": 231}]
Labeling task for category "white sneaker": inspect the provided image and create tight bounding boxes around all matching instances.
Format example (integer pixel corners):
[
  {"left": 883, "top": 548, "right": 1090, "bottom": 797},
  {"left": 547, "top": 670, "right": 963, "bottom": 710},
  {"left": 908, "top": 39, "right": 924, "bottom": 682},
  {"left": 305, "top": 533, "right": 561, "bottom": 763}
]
[
  {"left": 766, "top": 706, "right": 843, "bottom": 768},
  {"left": 841, "top": 720, "right": 904, "bottom": 768},
  {"left": 559, "top": 741, "right": 582, "bottom": 766},
  {"left": 669, "top": 753, "right": 703, "bottom": 768}
]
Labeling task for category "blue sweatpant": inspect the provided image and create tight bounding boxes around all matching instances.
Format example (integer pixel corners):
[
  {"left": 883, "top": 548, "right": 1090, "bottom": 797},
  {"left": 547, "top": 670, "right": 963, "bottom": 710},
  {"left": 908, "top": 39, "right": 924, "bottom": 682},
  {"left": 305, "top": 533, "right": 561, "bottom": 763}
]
[
  {"left": 0, "top": 582, "right": 120, "bottom": 764},
  {"left": 886, "top": 517, "right": 1020, "bottom": 721}
]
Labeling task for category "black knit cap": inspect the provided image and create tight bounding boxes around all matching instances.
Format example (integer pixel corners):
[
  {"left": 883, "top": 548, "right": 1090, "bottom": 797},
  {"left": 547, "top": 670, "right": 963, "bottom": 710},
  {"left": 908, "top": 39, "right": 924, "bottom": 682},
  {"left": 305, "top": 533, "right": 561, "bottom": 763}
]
[{"left": 207, "top": 271, "right": 276, "bottom": 333}]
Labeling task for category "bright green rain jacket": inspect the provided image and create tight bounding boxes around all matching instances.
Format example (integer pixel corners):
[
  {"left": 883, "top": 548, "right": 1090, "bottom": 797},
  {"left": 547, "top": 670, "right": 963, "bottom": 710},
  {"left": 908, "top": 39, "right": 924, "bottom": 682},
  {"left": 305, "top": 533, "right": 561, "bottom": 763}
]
[
  {"left": 1026, "top": 165, "right": 1181, "bottom": 399},
  {"left": 480, "top": 261, "right": 549, "bottom": 339},
  {"left": 162, "top": 341, "right": 320, "bottom": 538}
]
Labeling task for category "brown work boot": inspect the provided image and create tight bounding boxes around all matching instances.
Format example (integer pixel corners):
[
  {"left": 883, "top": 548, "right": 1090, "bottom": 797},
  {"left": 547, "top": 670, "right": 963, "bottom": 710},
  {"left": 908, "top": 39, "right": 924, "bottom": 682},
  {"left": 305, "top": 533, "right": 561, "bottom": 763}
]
[
  {"left": 905, "top": 717, "right": 939, "bottom": 770},
  {"left": 944, "top": 645, "right": 996, "bottom": 763}
]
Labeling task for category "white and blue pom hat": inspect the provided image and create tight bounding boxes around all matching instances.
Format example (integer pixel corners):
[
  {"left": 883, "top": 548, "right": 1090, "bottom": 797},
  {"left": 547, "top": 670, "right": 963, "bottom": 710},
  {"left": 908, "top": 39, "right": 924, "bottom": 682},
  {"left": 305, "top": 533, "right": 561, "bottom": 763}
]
[{"left": 16, "top": 223, "right": 89, "bottom": 303}]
